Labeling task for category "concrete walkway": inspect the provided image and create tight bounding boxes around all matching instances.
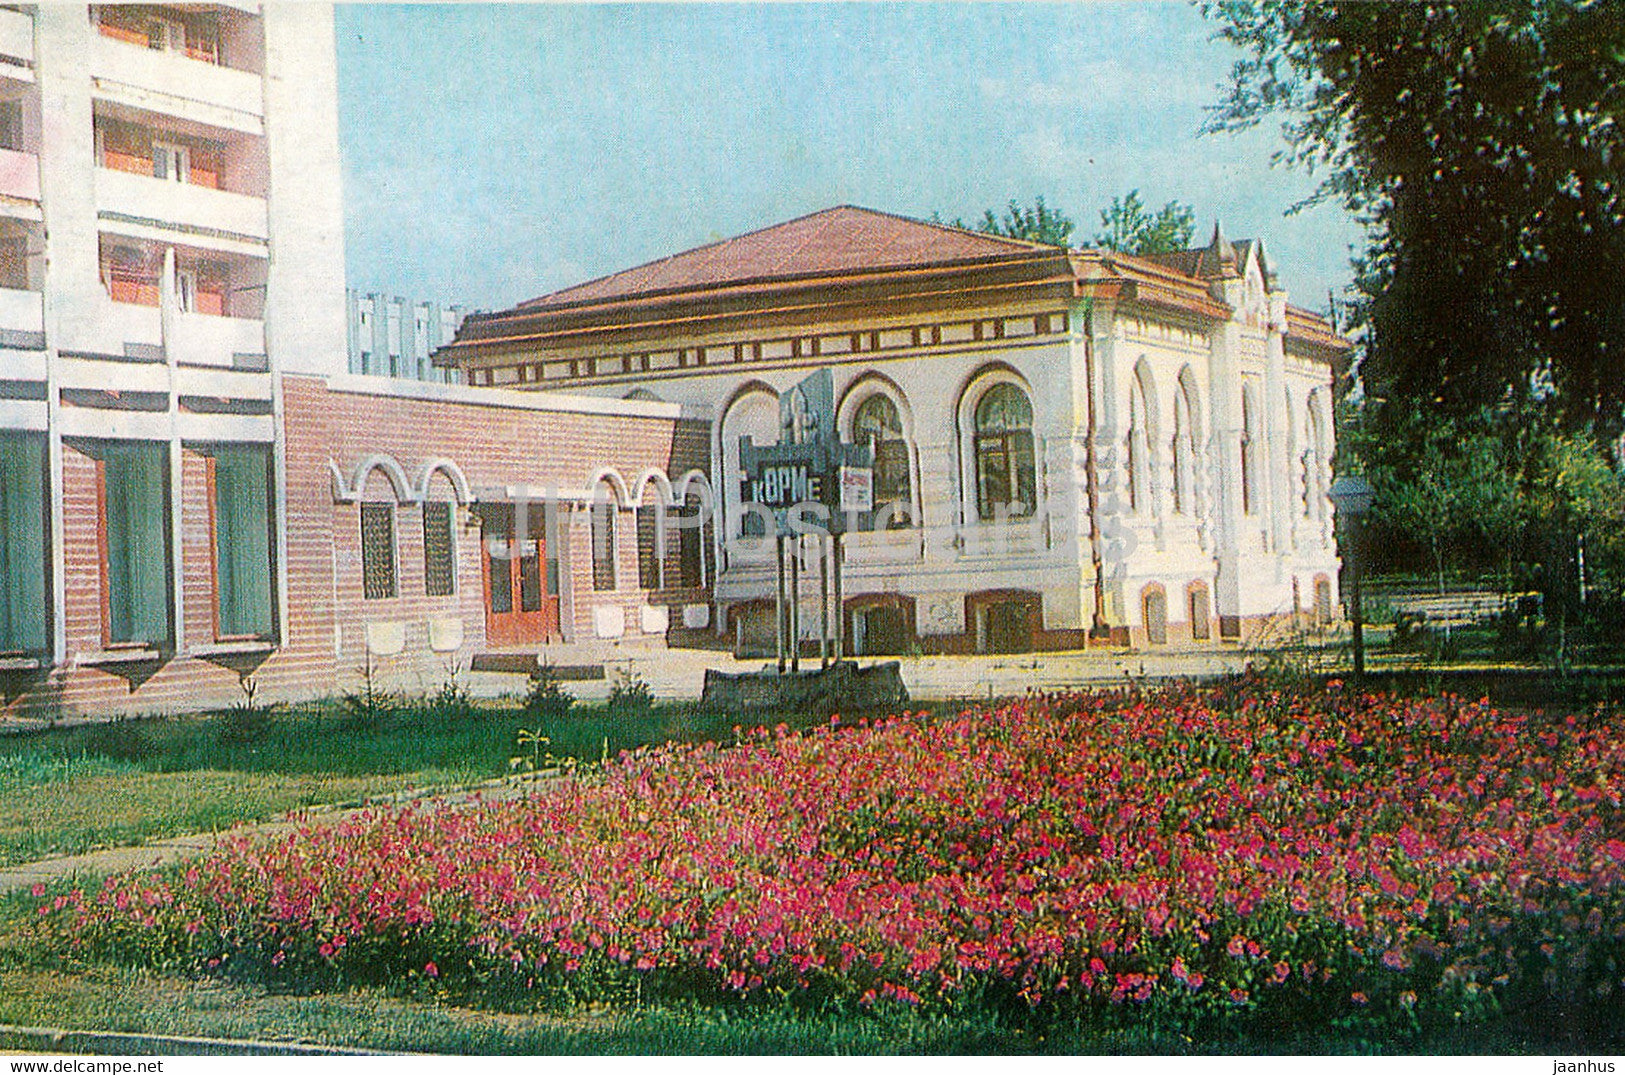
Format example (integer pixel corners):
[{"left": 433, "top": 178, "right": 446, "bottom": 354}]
[{"left": 465, "top": 641, "right": 1274, "bottom": 704}]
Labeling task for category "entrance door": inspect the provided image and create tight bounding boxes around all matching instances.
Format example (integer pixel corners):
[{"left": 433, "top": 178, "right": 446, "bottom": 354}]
[
  {"left": 853, "top": 604, "right": 909, "bottom": 655},
  {"left": 975, "top": 598, "right": 1035, "bottom": 654},
  {"left": 481, "top": 504, "right": 558, "bottom": 647}
]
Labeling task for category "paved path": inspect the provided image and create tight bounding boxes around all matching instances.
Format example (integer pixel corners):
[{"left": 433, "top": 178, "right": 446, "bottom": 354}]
[{"left": 465, "top": 642, "right": 1275, "bottom": 704}]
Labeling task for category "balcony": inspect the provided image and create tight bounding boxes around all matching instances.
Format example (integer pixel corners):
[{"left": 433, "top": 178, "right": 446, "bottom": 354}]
[
  {"left": 0, "top": 286, "right": 42, "bottom": 346},
  {"left": 58, "top": 296, "right": 264, "bottom": 369},
  {"left": 0, "top": 148, "right": 39, "bottom": 205},
  {"left": 71, "top": 298, "right": 162, "bottom": 357},
  {"left": 97, "top": 167, "right": 267, "bottom": 246},
  {"left": 91, "top": 33, "right": 263, "bottom": 134},
  {"left": 166, "top": 309, "right": 265, "bottom": 369},
  {"left": 0, "top": 9, "right": 32, "bottom": 71}
]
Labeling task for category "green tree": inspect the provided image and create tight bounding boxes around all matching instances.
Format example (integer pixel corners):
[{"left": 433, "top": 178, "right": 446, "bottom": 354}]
[
  {"left": 1091, "top": 190, "right": 1197, "bottom": 254},
  {"left": 1204, "top": 0, "right": 1625, "bottom": 445},
  {"left": 937, "top": 196, "right": 1075, "bottom": 246}
]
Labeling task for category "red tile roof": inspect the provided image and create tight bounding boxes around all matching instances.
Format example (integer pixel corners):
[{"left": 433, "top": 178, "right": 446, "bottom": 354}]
[{"left": 520, "top": 205, "right": 1057, "bottom": 309}]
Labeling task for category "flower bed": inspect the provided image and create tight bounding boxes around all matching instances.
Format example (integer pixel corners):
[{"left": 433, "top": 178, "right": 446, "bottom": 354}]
[{"left": 31, "top": 681, "right": 1625, "bottom": 1035}]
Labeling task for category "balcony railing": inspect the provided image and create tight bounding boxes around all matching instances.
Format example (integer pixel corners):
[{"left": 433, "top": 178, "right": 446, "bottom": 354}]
[
  {"left": 0, "top": 147, "right": 39, "bottom": 203},
  {"left": 97, "top": 167, "right": 267, "bottom": 243},
  {"left": 168, "top": 309, "right": 265, "bottom": 367},
  {"left": 0, "top": 9, "right": 32, "bottom": 69},
  {"left": 0, "top": 286, "right": 42, "bottom": 336},
  {"left": 92, "top": 34, "right": 263, "bottom": 125}
]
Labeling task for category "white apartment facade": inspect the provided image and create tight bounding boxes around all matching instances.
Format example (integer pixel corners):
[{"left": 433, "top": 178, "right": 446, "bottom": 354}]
[
  {"left": 0, "top": 5, "right": 709, "bottom": 721},
  {"left": 346, "top": 290, "right": 468, "bottom": 382},
  {"left": 0, "top": 4, "right": 346, "bottom": 681}
]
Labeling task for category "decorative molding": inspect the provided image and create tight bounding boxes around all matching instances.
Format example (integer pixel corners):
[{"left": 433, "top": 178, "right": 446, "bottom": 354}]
[{"left": 474, "top": 310, "right": 1074, "bottom": 391}]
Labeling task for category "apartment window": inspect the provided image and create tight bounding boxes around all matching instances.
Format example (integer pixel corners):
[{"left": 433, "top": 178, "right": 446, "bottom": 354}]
[
  {"left": 636, "top": 503, "right": 663, "bottom": 590},
  {"left": 0, "top": 233, "right": 27, "bottom": 291},
  {"left": 360, "top": 502, "right": 397, "bottom": 600},
  {"left": 98, "top": 441, "right": 172, "bottom": 647},
  {"left": 591, "top": 489, "right": 617, "bottom": 592},
  {"left": 145, "top": 14, "right": 185, "bottom": 53},
  {"left": 97, "top": 7, "right": 219, "bottom": 64},
  {"left": 422, "top": 501, "right": 456, "bottom": 597},
  {"left": 152, "top": 141, "right": 190, "bottom": 183},
  {"left": 209, "top": 446, "right": 274, "bottom": 639},
  {"left": 103, "top": 243, "right": 158, "bottom": 306},
  {"left": 973, "top": 383, "right": 1036, "bottom": 520},
  {"left": 0, "top": 100, "right": 22, "bottom": 153},
  {"left": 0, "top": 433, "right": 48, "bottom": 655}
]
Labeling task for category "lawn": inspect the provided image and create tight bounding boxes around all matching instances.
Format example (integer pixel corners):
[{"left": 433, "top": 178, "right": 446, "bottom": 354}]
[
  {"left": 4, "top": 677, "right": 1621, "bottom": 1054},
  {"left": 0, "top": 692, "right": 837, "bottom": 869}
]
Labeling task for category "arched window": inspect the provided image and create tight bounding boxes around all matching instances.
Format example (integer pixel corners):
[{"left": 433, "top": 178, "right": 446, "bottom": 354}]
[
  {"left": 1127, "top": 379, "right": 1151, "bottom": 513},
  {"left": 1304, "top": 395, "right": 1328, "bottom": 521},
  {"left": 1172, "top": 387, "right": 1193, "bottom": 515},
  {"left": 852, "top": 392, "right": 912, "bottom": 528},
  {"left": 591, "top": 480, "right": 618, "bottom": 592},
  {"left": 974, "top": 383, "right": 1036, "bottom": 520},
  {"left": 1142, "top": 583, "right": 1168, "bottom": 645},
  {"left": 720, "top": 388, "right": 777, "bottom": 542},
  {"left": 1240, "top": 384, "right": 1260, "bottom": 517}
]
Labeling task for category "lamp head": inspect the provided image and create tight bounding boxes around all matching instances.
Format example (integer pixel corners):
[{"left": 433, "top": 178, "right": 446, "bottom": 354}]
[{"left": 1328, "top": 474, "right": 1375, "bottom": 517}]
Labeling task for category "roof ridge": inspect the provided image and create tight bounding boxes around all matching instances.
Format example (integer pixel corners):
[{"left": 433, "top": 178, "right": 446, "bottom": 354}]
[{"left": 517, "top": 205, "right": 1058, "bottom": 310}]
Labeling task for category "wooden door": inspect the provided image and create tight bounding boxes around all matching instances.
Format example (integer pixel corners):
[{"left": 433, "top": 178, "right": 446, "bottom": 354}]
[{"left": 481, "top": 504, "right": 558, "bottom": 647}]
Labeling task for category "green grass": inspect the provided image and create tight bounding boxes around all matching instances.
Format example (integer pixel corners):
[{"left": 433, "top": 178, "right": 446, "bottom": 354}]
[
  {"left": 0, "top": 698, "right": 842, "bottom": 869},
  {"left": 0, "top": 956, "right": 1563, "bottom": 1055}
]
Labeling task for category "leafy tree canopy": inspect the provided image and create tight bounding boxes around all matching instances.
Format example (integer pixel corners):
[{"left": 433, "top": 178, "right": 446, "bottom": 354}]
[
  {"left": 1091, "top": 190, "right": 1198, "bottom": 254},
  {"left": 1204, "top": 0, "right": 1625, "bottom": 444},
  {"left": 936, "top": 196, "right": 1075, "bottom": 246},
  {"left": 935, "top": 192, "right": 1197, "bottom": 254}
]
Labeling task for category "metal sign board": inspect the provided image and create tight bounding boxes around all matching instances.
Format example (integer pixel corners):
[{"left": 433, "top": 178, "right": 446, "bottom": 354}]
[{"left": 780, "top": 367, "right": 834, "bottom": 446}]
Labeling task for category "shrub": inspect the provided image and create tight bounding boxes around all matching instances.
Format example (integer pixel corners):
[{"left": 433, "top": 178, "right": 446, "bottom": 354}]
[
  {"left": 523, "top": 664, "right": 575, "bottom": 720},
  {"left": 606, "top": 666, "right": 653, "bottom": 717},
  {"left": 341, "top": 656, "right": 397, "bottom": 730},
  {"left": 79, "top": 717, "right": 157, "bottom": 763},
  {"left": 425, "top": 662, "right": 478, "bottom": 722},
  {"left": 218, "top": 679, "right": 271, "bottom": 746}
]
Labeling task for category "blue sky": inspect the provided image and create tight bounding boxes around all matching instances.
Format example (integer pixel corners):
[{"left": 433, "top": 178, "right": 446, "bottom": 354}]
[{"left": 335, "top": 3, "right": 1365, "bottom": 313}]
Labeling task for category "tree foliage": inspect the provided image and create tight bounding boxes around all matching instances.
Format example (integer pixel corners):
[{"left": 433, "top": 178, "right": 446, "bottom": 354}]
[
  {"left": 937, "top": 196, "right": 1075, "bottom": 246},
  {"left": 1204, "top": 0, "right": 1625, "bottom": 443},
  {"left": 1091, "top": 190, "right": 1198, "bottom": 254},
  {"left": 937, "top": 192, "right": 1198, "bottom": 254}
]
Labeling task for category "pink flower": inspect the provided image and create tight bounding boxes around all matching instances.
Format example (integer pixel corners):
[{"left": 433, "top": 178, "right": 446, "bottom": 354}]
[{"left": 424, "top": 962, "right": 439, "bottom": 978}]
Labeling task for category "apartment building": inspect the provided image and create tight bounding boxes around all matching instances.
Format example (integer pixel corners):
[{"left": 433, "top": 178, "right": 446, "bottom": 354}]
[
  {"left": 346, "top": 290, "right": 468, "bottom": 382},
  {"left": 0, "top": 5, "right": 708, "bottom": 720}
]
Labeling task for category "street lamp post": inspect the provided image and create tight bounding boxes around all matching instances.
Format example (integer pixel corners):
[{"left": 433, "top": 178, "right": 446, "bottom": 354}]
[{"left": 1328, "top": 475, "right": 1376, "bottom": 682}]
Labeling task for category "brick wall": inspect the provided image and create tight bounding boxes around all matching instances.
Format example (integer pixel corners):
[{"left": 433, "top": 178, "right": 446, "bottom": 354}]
[{"left": 1, "top": 376, "right": 711, "bottom": 721}]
